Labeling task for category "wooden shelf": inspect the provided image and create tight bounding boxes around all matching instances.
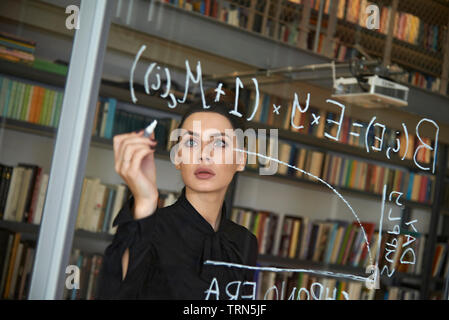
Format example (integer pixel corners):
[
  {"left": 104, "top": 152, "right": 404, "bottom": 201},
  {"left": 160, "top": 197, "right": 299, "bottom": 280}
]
[{"left": 0, "top": 220, "right": 113, "bottom": 255}]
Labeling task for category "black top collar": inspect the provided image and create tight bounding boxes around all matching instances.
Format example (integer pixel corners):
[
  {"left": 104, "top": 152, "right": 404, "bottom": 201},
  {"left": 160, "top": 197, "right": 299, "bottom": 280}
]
[{"left": 177, "top": 186, "right": 227, "bottom": 234}]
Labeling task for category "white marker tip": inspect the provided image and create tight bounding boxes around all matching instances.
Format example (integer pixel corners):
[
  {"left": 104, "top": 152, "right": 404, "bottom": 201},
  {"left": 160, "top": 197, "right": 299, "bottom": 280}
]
[{"left": 143, "top": 119, "right": 158, "bottom": 137}]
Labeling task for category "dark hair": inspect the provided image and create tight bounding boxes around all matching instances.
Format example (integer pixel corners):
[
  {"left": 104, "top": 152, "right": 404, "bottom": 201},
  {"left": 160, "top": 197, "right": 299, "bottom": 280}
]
[{"left": 177, "top": 88, "right": 246, "bottom": 133}]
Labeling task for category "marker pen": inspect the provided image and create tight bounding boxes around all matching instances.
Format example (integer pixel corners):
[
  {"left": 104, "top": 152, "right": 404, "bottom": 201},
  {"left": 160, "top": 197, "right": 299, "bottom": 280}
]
[{"left": 143, "top": 119, "right": 158, "bottom": 138}]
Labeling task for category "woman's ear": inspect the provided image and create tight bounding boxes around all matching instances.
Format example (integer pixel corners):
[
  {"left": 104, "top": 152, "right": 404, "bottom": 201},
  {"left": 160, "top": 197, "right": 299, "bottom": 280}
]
[
  {"left": 174, "top": 150, "right": 182, "bottom": 169},
  {"left": 236, "top": 148, "right": 246, "bottom": 172},
  {"left": 170, "top": 138, "right": 183, "bottom": 168}
]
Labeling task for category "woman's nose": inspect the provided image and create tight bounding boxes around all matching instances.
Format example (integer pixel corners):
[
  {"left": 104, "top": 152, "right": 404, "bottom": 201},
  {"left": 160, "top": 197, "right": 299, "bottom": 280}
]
[{"left": 199, "top": 141, "right": 213, "bottom": 161}]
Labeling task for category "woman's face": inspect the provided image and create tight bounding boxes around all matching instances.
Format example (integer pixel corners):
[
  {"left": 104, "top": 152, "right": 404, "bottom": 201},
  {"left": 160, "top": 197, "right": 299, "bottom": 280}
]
[{"left": 174, "top": 112, "right": 246, "bottom": 193}]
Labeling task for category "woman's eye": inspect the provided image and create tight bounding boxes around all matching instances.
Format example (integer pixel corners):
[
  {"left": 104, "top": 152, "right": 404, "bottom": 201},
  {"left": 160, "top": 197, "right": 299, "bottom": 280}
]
[
  {"left": 214, "top": 139, "right": 228, "bottom": 148},
  {"left": 185, "top": 138, "right": 197, "bottom": 147}
]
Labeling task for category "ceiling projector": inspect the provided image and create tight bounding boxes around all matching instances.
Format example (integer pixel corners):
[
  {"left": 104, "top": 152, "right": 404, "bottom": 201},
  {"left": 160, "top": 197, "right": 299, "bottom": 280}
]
[{"left": 332, "top": 75, "right": 409, "bottom": 109}]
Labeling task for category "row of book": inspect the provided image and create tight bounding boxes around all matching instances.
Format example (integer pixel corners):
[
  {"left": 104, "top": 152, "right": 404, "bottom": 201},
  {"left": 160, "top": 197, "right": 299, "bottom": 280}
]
[
  {"left": 0, "top": 74, "right": 181, "bottom": 148},
  {"left": 1, "top": 213, "right": 447, "bottom": 300},
  {"left": 0, "top": 75, "right": 63, "bottom": 128},
  {"left": 0, "top": 189, "right": 181, "bottom": 300},
  {"left": 0, "top": 74, "right": 120, "bottom": 138},
  {"left": 92, "top": 98, "right": 174, "bottom": 142},
  {"left": 0, "top": 231, "right": 34, "bottom": 300},
  {"left": 163, "top": 0, "right": 252, "bottom": 29},
  {"left": 76, "top": 178, "right": 131, "bottom": 234},
  {"left": 95, "top": 104, "right": 179, "bottom": 149},
  {"left": 231, "top": 207, "right": 429, "bottom": 275},
  {"left": 76, "top": 179, "right": 179, "bottom": 234},
  {"left": 321, "top": 153, "right": 434, "bottom": 204},
  {"left": 163, "top": 0, "right": 222, "bottom": 19},
  {"left": 0, "top": 163, "right": 49, "bottom": 225},
  {"left": 163, "top": 0, "right": 442, "bottom": 96},
  {"left": 245, "top": 89, "right": 434, "bottom": 165},
  {"left": 1, "top": 31, "right": 68, "bottom": 76},
  {"left": 239, "top": 0, "right": 443, "bottom": 93},
  {"left": 236, "top": 212, "right": 449, "bottom": 282},
  {"left": 0, "top": 229, "right": 105, "bottom": 301},
  {"left": 91, "top": 98, "right": 117, "bottom": 139},
  {"left": 307, "top": 0, "right": 441, "bottom": 52},
  {"left": 234, "top": 203, "right": 449, "bottom": 279},
  {"left": 0, "top": 231, "right": 445, "bottom": 300},
  {"left": 246, "top": 137, "right": 434, "bottom": 203},
  {"left": 391, "top": 11, "right": 439, "bottom": 52},
  {"left": 392, "top": 68, "right": 441, "bottom": 93},
  {"left": 0, "top": 162, "right": 128, "bottom": 231},
  {"left": 209, "top": 0, "right": 443, "bottom": 54},
  {"left": 0, "top": 228, "right": 419, "bottom": 301},
  {"left": 0, "top": 31, "right": 35, "bottom": 65},
  {"left": 0, "top": 160, "right": 181, "bottom": 234}
]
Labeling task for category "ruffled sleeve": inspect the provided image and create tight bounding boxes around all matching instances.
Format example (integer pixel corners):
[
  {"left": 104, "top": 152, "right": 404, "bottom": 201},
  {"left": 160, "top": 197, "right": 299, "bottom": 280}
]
[{"left": 96, "top": 195, "right": 158, "bottom": 299}]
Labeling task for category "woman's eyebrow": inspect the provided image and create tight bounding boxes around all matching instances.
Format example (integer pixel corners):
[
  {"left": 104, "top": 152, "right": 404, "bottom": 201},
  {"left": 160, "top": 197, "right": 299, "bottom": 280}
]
[{"left": 183, "top": 130, "right": 231, "bottom": 139}]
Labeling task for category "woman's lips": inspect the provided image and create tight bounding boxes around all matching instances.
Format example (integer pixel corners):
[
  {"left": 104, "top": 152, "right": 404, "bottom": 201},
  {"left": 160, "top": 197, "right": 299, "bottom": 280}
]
[
  {"left": 194, "top": 172, "right": 215, "bottom": 179},
  {"left": 194, "top": 167, "right": 216, "bottom": 179}
]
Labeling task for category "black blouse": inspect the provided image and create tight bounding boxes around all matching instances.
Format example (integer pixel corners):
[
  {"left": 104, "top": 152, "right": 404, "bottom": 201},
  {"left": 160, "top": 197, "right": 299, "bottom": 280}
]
[{"left": 96, "top": 186, "right": 259, "bottom": 300}]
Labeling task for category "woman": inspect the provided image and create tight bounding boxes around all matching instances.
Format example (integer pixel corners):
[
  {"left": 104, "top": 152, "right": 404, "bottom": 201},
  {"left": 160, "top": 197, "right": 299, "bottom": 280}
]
[{"left": 96, "top": 90, "right": 259, "bottom": 299}]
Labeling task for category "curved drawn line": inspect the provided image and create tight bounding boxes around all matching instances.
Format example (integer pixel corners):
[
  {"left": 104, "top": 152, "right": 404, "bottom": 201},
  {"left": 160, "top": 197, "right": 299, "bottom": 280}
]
[
  {"left": 233, "top": 148, "right": 374, "bottom": 268},
  {"left": 130, "top": 45, "right": 146, "bottom": 104}
]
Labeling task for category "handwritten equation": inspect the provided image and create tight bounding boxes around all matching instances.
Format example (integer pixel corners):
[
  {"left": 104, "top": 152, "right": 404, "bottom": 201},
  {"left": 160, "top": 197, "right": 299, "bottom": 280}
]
[{"left": 130, "top": 45, "right": 439, "bottom": 174}]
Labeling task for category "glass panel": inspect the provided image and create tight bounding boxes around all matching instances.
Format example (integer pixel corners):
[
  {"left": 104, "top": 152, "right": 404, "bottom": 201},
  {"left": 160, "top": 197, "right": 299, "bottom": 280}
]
[
  {"left": 68, "top": 0, "right": 449, "bottom": 301},
  {"left": 4, "top": 0, "right": 447, "bottom": 301}
]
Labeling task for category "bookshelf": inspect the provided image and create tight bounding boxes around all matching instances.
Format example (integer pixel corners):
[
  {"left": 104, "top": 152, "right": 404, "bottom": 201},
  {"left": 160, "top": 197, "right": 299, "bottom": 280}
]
[
  {"left": 1, "top": 0, "right": 449, "bottom": 300},
  {"left": 161, "top": 0, "right": 449, "bottom": 96}
]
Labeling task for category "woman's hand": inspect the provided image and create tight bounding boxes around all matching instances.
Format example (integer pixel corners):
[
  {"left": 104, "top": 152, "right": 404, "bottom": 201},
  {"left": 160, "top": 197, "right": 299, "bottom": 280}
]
[{"left": 113, "top": 129, "right": 159, "bottom": 219}]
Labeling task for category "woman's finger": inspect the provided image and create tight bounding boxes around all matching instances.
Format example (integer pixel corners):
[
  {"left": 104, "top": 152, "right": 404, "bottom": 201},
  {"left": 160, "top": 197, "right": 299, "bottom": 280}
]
[
  {"left": 115, "top": 137, "right": 155, "bottom": 165},
  {"left": 118, "top": 142, "right": 142, "bottom": 173},
  {"left": 128, "top": 147, "right": 155, "bottom": 177},
  {"left": 119, "top": 140, "right": 157, "bottom": 171},
  {"left": 113, "top": 132, "right": 140, "bottom": 164}
]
